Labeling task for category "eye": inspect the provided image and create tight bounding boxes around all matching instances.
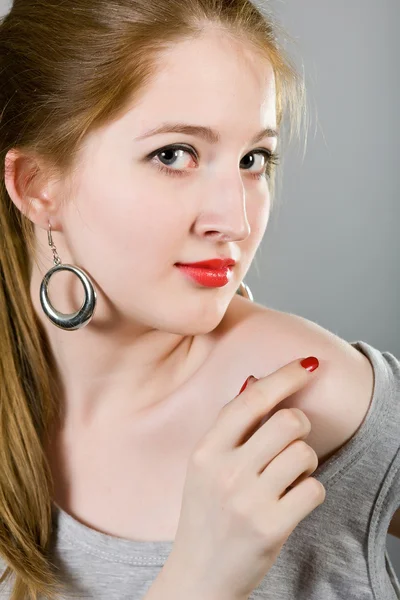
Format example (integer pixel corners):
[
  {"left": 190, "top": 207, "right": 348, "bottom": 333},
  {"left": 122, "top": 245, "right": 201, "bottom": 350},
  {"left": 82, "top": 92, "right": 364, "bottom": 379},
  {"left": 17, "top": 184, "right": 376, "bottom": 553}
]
[
  {"left": 150, "top": 145, "right": 197, "bottom": 175},
  {"left": 146, "top": 144, "right": 280, "bottom": 179}
]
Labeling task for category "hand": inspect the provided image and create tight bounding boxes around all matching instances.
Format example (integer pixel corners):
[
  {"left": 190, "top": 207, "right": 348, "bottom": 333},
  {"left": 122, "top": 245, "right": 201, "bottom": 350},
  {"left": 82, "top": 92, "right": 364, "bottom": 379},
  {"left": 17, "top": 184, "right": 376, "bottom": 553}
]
[{"left": 164, "top": 357, "right": 326, "bottom": 600}]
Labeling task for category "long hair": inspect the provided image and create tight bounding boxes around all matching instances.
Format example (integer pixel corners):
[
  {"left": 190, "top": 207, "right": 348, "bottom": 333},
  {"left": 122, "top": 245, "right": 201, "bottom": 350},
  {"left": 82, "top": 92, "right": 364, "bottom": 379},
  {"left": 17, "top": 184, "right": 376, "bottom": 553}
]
[{"left": 0, "top": 1, "right": 306, "bottom": 598}]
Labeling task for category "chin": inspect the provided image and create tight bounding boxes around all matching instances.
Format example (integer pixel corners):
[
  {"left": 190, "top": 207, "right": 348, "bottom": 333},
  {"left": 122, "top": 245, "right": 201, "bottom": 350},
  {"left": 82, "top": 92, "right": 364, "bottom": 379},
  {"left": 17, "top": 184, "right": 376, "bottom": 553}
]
[{"left": 163, "top": 307, "right": 229, "bottom": 337}]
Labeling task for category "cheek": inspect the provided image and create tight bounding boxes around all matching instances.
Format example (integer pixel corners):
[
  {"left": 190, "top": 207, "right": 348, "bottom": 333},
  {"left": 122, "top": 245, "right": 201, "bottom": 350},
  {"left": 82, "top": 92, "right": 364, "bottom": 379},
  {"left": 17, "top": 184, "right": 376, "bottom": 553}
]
[
  {"left": 257, "top": 203, "right": 270, "bottom": 239},
  {"left": 247, "top": 191, "right": 270, "bottom": 244},
  {"left": 72, "top": 181, "right": 186, "bottom": 281}
]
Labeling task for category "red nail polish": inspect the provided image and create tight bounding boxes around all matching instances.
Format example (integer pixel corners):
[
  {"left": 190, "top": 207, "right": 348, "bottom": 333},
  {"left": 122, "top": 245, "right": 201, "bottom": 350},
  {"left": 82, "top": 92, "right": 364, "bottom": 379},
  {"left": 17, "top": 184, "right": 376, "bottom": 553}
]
[
  {"left": 239, "top": 376, "right": 254, "bottom": 395},
  {"left": 300, "top": 356, "right": 319, "bottom": 372}
]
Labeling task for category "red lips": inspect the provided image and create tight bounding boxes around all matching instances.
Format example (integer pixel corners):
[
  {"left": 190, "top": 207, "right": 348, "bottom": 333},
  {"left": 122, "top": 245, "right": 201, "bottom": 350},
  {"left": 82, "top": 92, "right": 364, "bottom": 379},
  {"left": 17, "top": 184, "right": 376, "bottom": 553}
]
[{"left": 176, "top": 258, "right": 236, "bottom": 269}]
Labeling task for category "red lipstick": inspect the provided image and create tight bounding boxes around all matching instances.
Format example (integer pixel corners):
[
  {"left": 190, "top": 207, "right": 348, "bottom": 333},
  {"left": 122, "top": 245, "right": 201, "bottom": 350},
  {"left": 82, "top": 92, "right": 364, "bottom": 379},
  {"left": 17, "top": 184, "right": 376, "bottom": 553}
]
[
  {"left": 175, "top": 258, "right": 236, "bottom": 288},
  {"left": 177, "top": 258, "right": 236, "bottom": 269}
]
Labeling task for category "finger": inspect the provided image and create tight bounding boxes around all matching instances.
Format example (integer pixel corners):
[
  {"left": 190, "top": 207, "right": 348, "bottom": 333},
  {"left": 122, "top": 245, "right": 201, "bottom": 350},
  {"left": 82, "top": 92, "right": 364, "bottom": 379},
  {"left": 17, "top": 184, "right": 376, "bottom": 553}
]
[
  {"left": 275, "top": 477, "right": 326, "bottom": 535},
  {"left": 257, "top": 438, "right": 319, "bottom": 498},
  {"left": 236, "top": 406, "right": 312, "bottom": 472},
  {"left": 206, "top": 357, "right": 319, "bottom": 452}
]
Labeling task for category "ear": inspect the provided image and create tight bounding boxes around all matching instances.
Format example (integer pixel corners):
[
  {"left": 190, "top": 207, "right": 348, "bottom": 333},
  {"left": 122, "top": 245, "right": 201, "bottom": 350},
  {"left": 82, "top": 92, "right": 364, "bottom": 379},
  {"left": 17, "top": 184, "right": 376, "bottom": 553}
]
[{"left": 4, "top": 148, "right": 64, "bottom": 231}]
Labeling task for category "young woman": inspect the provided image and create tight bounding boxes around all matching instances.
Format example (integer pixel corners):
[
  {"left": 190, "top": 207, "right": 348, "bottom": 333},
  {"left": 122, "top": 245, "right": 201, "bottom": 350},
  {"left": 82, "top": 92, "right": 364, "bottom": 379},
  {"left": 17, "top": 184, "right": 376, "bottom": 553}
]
[{"left": 0, "top": 1, "right": 399, "bottom": 599}]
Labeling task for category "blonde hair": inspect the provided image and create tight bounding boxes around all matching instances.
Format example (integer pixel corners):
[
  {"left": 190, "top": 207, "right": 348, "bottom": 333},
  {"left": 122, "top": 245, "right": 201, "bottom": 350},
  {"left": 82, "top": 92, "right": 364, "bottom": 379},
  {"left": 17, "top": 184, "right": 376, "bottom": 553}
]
[{"left": 0, "top": 1, "right": 306, "bottom": 598}]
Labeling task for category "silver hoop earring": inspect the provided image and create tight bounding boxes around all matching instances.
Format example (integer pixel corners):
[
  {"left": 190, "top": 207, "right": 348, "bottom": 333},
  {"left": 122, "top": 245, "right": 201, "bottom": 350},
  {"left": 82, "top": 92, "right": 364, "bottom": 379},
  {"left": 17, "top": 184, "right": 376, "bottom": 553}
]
[
  {"left": 236, "top": 281, "right": 254, "bottom": 302},
  {"left": 39, "top": 221, "right": 97, "bottom": 331}
]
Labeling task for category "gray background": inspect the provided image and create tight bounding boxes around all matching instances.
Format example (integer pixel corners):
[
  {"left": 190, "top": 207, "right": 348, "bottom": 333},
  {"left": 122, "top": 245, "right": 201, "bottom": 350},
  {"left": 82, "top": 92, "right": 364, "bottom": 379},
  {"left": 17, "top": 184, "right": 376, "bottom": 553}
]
[
  {"left": 257, "top": 0, "right": 400, "bottom": 576},
  {"left": 1, "top": 0, "right": 399, "bottom": 581}
]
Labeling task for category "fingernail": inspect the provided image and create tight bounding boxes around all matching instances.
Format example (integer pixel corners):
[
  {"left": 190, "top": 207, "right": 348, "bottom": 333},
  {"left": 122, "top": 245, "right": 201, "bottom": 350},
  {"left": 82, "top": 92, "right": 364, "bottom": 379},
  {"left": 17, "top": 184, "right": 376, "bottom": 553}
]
[
  {"left": 300, "top": 356, "right": 319, "bottom": 372},
  {"left": 238, "top": 375, "right": 258, "bottom": 395}
]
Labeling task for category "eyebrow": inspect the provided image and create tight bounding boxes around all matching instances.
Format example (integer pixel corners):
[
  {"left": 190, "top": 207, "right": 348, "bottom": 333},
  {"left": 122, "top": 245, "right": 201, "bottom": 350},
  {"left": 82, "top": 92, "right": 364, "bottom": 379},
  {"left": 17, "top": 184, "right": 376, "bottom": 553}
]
[{"left": 134, "top": 122, "right": 279, "bottom": 145}]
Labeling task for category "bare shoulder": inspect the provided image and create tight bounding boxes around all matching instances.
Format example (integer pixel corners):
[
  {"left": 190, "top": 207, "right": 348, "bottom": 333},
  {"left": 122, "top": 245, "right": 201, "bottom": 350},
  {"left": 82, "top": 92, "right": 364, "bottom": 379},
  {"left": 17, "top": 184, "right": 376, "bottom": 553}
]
[{"left": 229, "top": 296, "right": 375, "bottom": 467}]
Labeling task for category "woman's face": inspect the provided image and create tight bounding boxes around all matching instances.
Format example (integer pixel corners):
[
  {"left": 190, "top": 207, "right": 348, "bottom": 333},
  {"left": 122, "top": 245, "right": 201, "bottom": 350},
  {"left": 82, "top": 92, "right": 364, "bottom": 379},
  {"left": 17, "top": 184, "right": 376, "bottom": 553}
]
[{"left": 56, "top": 29, "right": 278, "bottom": 335}]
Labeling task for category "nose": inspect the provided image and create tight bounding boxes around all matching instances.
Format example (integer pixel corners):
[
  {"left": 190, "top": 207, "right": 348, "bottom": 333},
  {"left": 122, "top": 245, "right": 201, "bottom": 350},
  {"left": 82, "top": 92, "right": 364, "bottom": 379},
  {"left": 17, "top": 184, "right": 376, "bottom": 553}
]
[{"left": 193, "top": 175, "right": 252, "bottom": 243}]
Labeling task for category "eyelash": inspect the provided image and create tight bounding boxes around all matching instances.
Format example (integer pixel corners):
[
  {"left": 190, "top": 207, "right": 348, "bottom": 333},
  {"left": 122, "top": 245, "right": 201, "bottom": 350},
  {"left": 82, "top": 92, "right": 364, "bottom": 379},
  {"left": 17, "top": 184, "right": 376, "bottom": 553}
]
[{"left": 146, "top": 144, "right": 280, "bottom": 180}]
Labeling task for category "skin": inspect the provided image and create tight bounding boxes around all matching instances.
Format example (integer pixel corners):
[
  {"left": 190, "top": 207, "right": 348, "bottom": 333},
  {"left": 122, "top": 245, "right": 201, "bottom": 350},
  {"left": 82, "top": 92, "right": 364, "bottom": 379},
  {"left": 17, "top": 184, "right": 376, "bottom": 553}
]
[{"left": 5, "top": 27, "right": 278, "bottom": 437}]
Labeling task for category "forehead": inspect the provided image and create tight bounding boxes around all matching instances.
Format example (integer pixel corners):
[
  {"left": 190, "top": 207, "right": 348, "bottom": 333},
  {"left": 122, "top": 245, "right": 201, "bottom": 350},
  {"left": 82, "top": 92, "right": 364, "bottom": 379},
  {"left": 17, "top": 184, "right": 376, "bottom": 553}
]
[{"left": 122, "top": 30, "right": 277, "bottom": 136}]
